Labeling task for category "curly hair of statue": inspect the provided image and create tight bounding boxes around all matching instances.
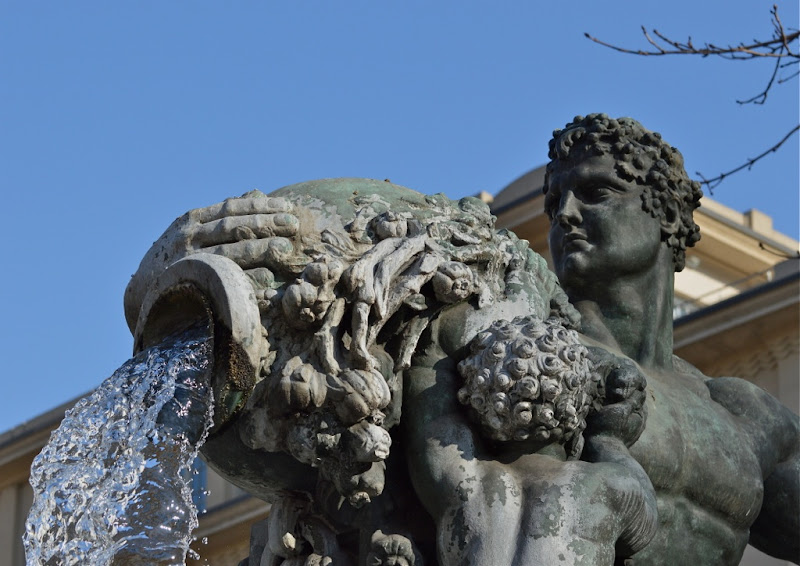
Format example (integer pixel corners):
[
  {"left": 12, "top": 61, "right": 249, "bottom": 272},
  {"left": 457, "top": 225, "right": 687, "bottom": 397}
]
[{"left": 544, "top": 113, "right": 703, "bottom": 271}]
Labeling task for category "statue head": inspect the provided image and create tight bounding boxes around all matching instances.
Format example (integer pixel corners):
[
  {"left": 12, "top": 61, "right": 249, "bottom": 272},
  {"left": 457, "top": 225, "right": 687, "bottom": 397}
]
[
  {"left": 544, "top": 114, "right": 702, "bottom": 271},
  {"left": 457, "top": 316, "right": 597, "bottom": 459}
]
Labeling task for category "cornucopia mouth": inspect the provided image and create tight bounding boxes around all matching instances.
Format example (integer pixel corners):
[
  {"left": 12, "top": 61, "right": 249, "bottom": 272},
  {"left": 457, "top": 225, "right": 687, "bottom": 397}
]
[{"left": 132, "top": 253, "right": 263, "bottom": 434}]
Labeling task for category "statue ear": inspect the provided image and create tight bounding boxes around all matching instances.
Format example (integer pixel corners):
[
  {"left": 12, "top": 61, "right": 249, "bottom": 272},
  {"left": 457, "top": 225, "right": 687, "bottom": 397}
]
[{"left": 661, "top": 198, "right": 681, "bottom": 236}]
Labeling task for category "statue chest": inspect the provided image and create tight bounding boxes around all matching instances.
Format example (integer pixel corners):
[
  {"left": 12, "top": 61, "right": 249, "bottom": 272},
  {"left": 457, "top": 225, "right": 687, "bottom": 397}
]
[{"left": 631, "top": 374, "right": 765, "bottom": 534}]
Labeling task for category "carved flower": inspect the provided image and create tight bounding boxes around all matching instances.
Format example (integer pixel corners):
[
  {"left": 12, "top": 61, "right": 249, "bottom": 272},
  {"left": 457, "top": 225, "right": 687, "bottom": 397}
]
[
  {"left": 492, "top": 320, "right": 516, "bottom": 340},
  {"left": 472, "top": 330, "right": 494, "bottom": 353},
  {"left": 558, "top": 345, "right": 581, "bottom": 365},
  {"left": 563, "top": 371, "right": 583, "bottom": 391},
  {"left": 513, "top": 402, "right": 533, "bottom": 426},
  {"left": 536, "top": 354, "right": 563, "bottom": 376},
  {"left": 535, "top": 333, "right": 559, "bottom": 353},
  {"left": 470, "top": 393, "right": 486, "bottom": 411},
  {"left": 487, "top": 341, "right": 506, "bottom": 362},
  {"left": 506, "top": 357, "right": 529, "bottom": 378},
  {"left": 491, "top": 392, "right": 510, "bottom": 415},
  {"left": 372, "top": 211, "right": 408, "bottom": 240},
  {"left": 432, "top": 261, "right": 474, "bottom": 304},
  {"left": 514, "top": 376, "right": 540, "bottom": 400},
  {"left": 540, "top": 378, "right": 562, "bottom": 402},
  {"left": 513, "top": 338, "right": 536, "bottom": 359},
  {"left": 534, "top": 404, "right": 558, "bottom": 428},
  {"left": 493, "top": 372, "right": 512, "bottom": 391},
  {"left": 521, "top": 321, "right": 546, "bottom": 339},
  {"left": 281, "top": 280, "right": 320, "bottom": 328},
  {"left": 344, "top": 421, "right": 392, "bottom": 462},
  {"left": 457, "top": 387, "right": 471, "bottom": 406}
]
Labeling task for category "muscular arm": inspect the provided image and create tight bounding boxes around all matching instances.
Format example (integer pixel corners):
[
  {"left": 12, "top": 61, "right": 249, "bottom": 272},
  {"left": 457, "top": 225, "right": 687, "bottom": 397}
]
[
  {"left": 707, "top": 377, "right": 800, "bottom": 562},
  {"left": 582, "top": 435, "right": 658, "bottom": 558},
  {"left": 403, "top": 319, "right": 521, "bottom": 566}
]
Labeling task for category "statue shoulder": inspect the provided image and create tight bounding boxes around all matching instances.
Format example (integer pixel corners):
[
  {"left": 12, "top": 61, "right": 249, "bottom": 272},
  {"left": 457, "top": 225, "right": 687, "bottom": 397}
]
[
  {"left": 671, "top": 355, "right": 787, "bottom": 419},
  {"left": 705, "top": 374, "right": 799, "bottom": 469},
  {"left": 705, "top": 375, "right": 788, "bottom": 418}
]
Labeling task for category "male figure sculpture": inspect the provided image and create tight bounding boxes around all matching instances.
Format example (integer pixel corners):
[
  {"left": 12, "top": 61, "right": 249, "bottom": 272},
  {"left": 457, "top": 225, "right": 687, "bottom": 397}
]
[
  {"left": 401, "top": 114, "right": 799, "bottom": 565},
  {"left": 540, "top": 114, "right": 798, "bottom": 563},
  {"left": 125, "top": 114, "right": 799, "bottom": 565}
]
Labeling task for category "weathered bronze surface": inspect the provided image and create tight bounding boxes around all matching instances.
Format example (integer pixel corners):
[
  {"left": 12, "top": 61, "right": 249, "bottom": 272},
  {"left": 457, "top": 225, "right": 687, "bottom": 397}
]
[{"left": 126, "top": 115, "right": 799, "bottom": 565}]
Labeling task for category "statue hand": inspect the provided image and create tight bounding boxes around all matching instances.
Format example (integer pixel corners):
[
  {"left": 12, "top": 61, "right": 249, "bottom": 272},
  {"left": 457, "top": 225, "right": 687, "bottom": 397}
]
[
  {"left": 367, "top": 531, "right": 418, "bottom": 566},
  {"left": 124, "top": 190, "right": 299, "bottom": 330},
  {"left": 586, "top": 347, "right": 648, "bottom": 447}
]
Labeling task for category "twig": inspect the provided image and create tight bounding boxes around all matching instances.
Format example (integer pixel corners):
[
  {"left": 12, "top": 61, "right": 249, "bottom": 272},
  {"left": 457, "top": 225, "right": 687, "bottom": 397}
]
[
  {"left": 778, "top": 69, "right": 799, "bottom": 83},
  {"left": 737, "top": 51, "right": 783, "bottom": 104},
  {"left": 585, "top": 29, "right": 799, "bottom": 59},
  {"left": 585, "top": 4, "right": 799, "bottom": 61},
  {"left": 697, "top": 125, "right": 800, "bottom": 192}
]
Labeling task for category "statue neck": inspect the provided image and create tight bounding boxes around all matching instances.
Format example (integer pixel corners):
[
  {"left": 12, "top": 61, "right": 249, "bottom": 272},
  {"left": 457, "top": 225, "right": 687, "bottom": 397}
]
[{"left": 568, "top": 254, "right": 675, "bottom": 371}]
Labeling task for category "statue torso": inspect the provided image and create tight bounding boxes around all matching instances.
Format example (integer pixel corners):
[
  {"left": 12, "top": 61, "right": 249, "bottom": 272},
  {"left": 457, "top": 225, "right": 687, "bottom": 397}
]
[
  {"left": 436, "top": 301, "right": 767, "bottom": 565},
  {"left": 627, "top": 368, "right": 765, "bottom": 565}
]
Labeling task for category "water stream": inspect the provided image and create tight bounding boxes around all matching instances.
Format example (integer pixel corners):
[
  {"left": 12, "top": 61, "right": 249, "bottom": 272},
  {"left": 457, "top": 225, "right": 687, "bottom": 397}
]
[{"left": 24, "top": 325, "right": 214, "bottom": 566}]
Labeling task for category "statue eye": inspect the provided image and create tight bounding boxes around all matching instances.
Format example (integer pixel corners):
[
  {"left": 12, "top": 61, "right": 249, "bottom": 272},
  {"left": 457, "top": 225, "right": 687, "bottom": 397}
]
[{"left": 583, "top": 185, "right": 615, "bottom": 202}]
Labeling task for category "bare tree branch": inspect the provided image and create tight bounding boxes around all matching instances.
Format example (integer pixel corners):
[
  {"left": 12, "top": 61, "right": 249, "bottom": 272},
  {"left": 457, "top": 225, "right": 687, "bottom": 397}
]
[
  {"left": 585, "top": 5, "right": 798, "bottom": 104},
  {"left": 777, "top": 66, "right": 799, "bottom": 84},
  {"left": 586, "top": 6, "right": 798, "bottom": 190},
  {"left": 585, "top": 6, "right": 799, "bottom": 60},
  {"left": 737, "top": 51, "right": 783, "bottom": 104},
  {"left": 696, "top": 125, "right": 800, "bottom": 192}
]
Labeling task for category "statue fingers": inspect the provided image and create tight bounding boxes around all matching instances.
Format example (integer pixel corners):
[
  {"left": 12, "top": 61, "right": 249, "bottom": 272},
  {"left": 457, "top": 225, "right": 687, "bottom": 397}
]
[
  {"left": 192, "top": 213, "right": 299, "bottom": 248},
  {"left": 194, "top": 192, "right": 293, "bottom": 223},
  {"left": 587, "top": 399, "right": 646, "bottom": 446},
  {"left": 587, "top": 403, "right": 632, "bottom": 434},
  {"left": 606, "top": 362, "right": 647, "bottom": 403},
  {"left": 201, "top": 237, "right": 296, "bottom": 271}
]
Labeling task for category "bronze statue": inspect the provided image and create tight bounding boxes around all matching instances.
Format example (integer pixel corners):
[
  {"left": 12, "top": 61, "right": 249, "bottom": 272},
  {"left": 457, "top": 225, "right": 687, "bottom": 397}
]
[
  {"left": 541, "top": 115, "right": 798, "bottom": 564},
  {"left": 124, "top": 115, "right": 799, "bottom": 565}
]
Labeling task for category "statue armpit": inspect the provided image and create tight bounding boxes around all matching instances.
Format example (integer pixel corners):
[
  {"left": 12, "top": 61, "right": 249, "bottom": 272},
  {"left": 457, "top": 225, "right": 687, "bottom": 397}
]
[{"left": 584, "top": 347, "right": 649, "bottom": 448}]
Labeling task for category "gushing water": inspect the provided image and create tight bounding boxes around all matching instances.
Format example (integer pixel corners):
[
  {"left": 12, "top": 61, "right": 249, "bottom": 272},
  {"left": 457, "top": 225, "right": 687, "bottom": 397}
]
[{"left": 24, "top": 326, "right": 214, "bottom": 566}]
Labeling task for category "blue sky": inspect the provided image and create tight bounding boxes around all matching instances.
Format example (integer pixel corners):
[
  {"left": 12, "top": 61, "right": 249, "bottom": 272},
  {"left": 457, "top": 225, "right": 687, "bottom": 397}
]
[{"left": 1, "top": 1, "right": 797, "bottom": 433}]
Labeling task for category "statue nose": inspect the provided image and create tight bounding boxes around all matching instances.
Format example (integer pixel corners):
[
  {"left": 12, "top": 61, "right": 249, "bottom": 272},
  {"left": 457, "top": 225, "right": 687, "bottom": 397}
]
[{"left": 556, "top": 191, "right": 582, "bottom": 226}]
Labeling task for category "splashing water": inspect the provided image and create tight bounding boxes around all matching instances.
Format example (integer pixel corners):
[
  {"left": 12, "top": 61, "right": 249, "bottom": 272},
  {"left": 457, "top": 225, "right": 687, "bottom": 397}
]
[{"left": 24, "top": 326, "right": 214, "bottom": 566}]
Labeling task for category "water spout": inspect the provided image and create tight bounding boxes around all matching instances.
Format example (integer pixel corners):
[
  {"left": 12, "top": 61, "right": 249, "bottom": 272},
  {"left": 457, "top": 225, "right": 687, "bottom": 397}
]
[
  {"left": 25, "top": 326, "right": 214, "bottom": 565},
  {"left": 25, "top": 254, "right": 268, "bottom": 565},
  {"left": 132, "top": 253, "right": 264, "bottom": 431}
]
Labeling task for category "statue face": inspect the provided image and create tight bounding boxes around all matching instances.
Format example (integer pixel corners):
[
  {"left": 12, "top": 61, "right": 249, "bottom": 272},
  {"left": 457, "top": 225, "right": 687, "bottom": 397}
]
[{"left": 545, "top": 153, "right": 663, "bottom": 291}]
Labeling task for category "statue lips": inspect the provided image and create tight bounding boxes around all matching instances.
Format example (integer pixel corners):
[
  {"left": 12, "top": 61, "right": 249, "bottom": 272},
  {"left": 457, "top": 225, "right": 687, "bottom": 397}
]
[{"left": 561, "top": 231, "right": 589, "bottom": 252}]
